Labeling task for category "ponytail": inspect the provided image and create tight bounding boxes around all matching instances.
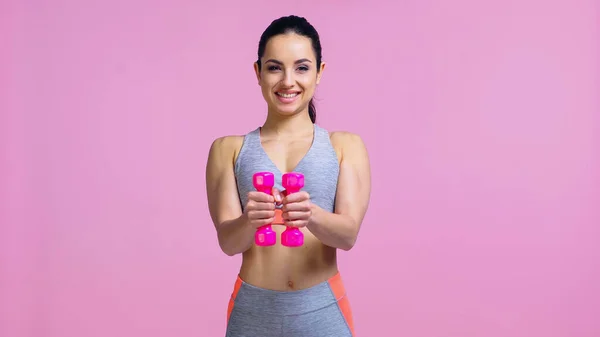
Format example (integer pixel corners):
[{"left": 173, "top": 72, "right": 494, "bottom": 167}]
[{"left": 308, "top": 98, "right": 317, "bottom": 123}]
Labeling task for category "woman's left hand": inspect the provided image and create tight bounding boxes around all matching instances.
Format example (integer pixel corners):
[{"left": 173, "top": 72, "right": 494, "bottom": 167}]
[{"left": 281, "top": 191, "right": 313, "bottom": 228}]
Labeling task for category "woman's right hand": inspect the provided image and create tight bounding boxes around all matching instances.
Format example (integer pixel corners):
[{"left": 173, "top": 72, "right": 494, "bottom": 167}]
[{"left": 244, "top": 188, "right": 283, "bottom": 229}]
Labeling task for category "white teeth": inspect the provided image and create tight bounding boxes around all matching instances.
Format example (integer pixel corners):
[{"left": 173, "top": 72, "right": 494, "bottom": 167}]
[{"left": 277, "top": 92, "right": 299, "bottom": 98}]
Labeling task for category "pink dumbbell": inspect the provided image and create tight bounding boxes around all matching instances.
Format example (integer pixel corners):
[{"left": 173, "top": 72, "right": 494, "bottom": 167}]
[
  {"left": 281, "top": 172, "right": 305, "bottom": 247},
  {"left": 252, "top": 172, "right": 277, "bottom": 246}
]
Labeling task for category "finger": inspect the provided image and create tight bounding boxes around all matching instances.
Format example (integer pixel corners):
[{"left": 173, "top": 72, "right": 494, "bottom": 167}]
[
  {"left": 271, "top": 187, "right": 283, "bottom": 205},
  {"left": 282, "top": 201, "right": 311, "bottom": 212},
  {"left": 283, "top": 220, "right": 308, "bottom": 228},
  {"left": 252, "top": 217, "right": 276, "bottom": 228},
  {"left": 282, "top": 211, "right": 311, "bottom": 221},
  {"left": 283, "top": 191, "right": 310, "bottom": 203},
  {"left": 248, "top": 191, "right": 275, "bottom": 203},
  {"left": 247, "top": 200, "right": 275, "bottom": 211},
  {"left": 248, "top": 210, "right": 275, "bottom": 220}
]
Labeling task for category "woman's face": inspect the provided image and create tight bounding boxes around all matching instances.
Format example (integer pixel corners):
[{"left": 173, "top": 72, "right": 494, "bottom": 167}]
[{"left": 254, "top": 33, "right": 325, "bottom": 118}]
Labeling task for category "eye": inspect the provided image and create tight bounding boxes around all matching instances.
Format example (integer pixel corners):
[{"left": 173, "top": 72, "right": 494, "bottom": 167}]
[
  {"left": 297, "top": 65, "right": 309, "bottom": 72},
  {"left": 267, "top": 65, "right": 281, "bottom": 71}
]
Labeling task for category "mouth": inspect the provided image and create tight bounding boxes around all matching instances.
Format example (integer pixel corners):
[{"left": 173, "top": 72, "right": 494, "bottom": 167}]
[
  {"left": 275, "top": 91, "right": 301, "bottom": 104},
  {"left": 276, "top": 91, "right": 300, "bottom": 98}
]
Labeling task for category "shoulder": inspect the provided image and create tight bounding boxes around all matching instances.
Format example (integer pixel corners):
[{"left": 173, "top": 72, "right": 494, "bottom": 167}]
[
  {"left": 208, "top": 135, "right": 245, "bottom": 166},
  {"left": 329, "top": 131, "right": 368, "bottom": 161},
  {"left": 329, "top": 131, "right": 364, "bottom": 146},
  {"left": 210, "top": 135, "right": 244, "bottom": 150}
]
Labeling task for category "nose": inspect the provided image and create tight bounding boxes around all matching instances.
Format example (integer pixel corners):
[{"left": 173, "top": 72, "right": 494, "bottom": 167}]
[{"left": 282, "top": 69, "right": 295, "bottom": 87}]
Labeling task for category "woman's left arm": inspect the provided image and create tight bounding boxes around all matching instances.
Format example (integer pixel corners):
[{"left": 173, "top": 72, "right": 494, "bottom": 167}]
[{"left": 307, "top": 132, "right": 371, "bottom": 251}]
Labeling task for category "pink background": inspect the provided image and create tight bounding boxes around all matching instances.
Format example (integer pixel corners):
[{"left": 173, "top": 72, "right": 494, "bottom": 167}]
[{"left": 2, "top": 0, "right": 599, "bottom": 336}]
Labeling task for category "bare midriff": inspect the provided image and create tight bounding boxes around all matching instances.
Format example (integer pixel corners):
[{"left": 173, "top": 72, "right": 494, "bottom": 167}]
[{"left": 238, "top": 225, "right": 338, "bottom": 291}]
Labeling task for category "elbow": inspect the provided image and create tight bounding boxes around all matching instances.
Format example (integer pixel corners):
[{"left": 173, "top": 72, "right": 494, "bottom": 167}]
[
  {"left": 218, "top": 233, "right": 250, "bottom": 256},
  {"left": 339, "top": 222, "right": 360, "bottom": 251},
  {"left": 223, "top": 250, "right": 237, "bottom": 257},
  {"left": 339, "top": 228, "right": 359, "bottom": 251},
  {"left": 339, "top": 237, "right": 357, "bottom": 251},
  {"left": 217, "top": 233, "right": 239, "bottom": 257},
  {"left": 219, "top": 241, "right": 239, "bottom": 256},
  {"left": 220, "top": 243, "right": 236, "bottom": 256}
]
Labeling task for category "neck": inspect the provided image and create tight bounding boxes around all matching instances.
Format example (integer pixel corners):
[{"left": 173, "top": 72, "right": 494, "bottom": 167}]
[{"left": 261, "top": 108, "right": 314, "bottom": 137}]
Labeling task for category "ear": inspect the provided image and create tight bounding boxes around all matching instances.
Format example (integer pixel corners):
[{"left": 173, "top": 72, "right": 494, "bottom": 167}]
[
  {"left": 316, "top": 61, "right": 326, "bottom": 85},
  {"left": 253, "top": 62, "right": 261, "bottom": 84}
]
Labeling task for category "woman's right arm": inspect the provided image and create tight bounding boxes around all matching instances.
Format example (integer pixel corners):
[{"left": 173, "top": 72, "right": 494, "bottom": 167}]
[{"left": 205, "top": 136, "right": 255, "bottom": 256}]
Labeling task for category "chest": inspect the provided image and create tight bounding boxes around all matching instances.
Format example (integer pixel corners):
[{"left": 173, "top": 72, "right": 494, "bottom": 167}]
[
  {"left": 260, "top": 137, "right": 314, "bottom": 174},
  {"left": 234, "top": 127, "right": 341, "bottom": 212}
]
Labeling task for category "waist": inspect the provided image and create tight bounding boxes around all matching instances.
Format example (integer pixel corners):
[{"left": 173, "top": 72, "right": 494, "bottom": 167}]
[
  {"left": 239, "top": 236, "right": 338, "bottom": 290},
  {"left": 230, "top": 272, "right": 348, "bottom": 315}
]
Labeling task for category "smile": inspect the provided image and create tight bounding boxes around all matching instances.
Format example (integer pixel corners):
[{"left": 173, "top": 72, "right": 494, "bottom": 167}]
[
  {"left": 275, "top": 91, "right": 301, "bottom": 104},
  {"left": 276, "top": 92, "right": 300, "bottom": 98}
]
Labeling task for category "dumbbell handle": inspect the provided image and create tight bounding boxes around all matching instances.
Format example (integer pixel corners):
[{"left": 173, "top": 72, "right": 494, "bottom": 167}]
[
  {"left": 281, "top": 173, "right": 305, "bottom": 247},
  {"left": 253, "top": 172, "right": 276, "bottom": 246}
]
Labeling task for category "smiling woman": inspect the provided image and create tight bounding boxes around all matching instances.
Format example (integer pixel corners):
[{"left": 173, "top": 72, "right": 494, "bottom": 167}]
[
  {"left": 205, "top": 15, "right": 371, "bottom": 337},
  {"left": 254, "top": 18, "right": 324, "bottom": 123}
]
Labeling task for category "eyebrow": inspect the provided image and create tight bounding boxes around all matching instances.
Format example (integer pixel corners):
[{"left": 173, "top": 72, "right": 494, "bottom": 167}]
[{"left": 265, "top": 58, "right": 312, "bottom": 65}]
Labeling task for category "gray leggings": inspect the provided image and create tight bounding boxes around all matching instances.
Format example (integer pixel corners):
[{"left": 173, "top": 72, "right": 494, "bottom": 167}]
[{"left": 225, "top": 273, "right": 355, "bottom": 337}]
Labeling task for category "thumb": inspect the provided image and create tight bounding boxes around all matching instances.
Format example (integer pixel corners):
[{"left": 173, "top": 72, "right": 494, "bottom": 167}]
[{"left": 271, "top": 187, "right": 283, "bottom": 205}]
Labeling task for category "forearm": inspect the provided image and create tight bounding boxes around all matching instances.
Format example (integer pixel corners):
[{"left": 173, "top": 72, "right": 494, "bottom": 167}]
[
  {"left": 307, "top": 205, "right": 359, "bottom": 251},
  {"left": 216, "top": 215, "right": 255, "bottom": 256}
]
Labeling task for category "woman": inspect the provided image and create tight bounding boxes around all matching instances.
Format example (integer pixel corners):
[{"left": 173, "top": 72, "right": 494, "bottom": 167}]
[{"left": 206, "top": 15, "right": 371, "bottom": 337}]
